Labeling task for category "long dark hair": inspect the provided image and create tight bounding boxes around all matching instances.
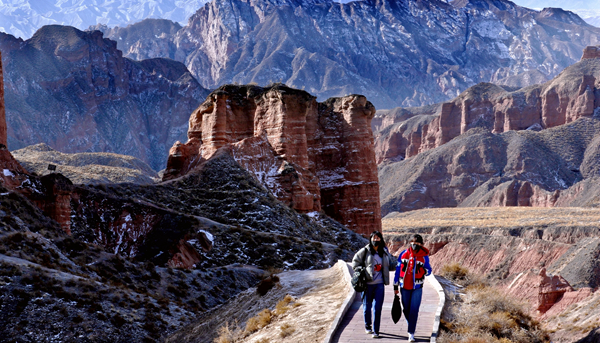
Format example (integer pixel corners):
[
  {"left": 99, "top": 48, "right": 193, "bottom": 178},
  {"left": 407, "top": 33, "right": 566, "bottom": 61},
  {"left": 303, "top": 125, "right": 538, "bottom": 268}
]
[{"left": 369, "top": 231, "right": 385, "bottom": 257}]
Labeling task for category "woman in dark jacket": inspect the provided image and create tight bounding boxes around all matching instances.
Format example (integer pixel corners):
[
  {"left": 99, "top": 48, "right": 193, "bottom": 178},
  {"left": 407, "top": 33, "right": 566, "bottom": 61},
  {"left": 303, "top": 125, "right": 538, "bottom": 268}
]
[
  {"left": 394, "top": 234, "right": 432, "bottom": 342},
  {"left": 352, "top": 231, "right": 397, "bottom": 338}
]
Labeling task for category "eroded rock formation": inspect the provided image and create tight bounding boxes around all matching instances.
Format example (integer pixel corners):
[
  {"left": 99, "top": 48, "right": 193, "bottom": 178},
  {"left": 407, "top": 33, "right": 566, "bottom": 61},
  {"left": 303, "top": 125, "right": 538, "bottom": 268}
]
[
  {"left": 582, "top": 46, "right": 600, "bottom": 60},
  {"left": 375, "top": 56, "right": 600, "bottom": 164},
  {"left": 164, "top": 84, "right": 381, "bottom": 235},
  {"left": 378, "top": 54, "right": 600, "bottom": 215}
]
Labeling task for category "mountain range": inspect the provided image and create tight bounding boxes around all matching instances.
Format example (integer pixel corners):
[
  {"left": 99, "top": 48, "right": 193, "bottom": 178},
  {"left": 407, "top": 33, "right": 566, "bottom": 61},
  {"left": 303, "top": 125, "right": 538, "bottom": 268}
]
[
  {"left": 2, "top": 0, "right": 600, "bottom": 170},
  {"left": 0, "top": 0, "right": 209, "bottom": 39},
  {"left": 97, "top": 0, "right": 600, "bottom": 109}
]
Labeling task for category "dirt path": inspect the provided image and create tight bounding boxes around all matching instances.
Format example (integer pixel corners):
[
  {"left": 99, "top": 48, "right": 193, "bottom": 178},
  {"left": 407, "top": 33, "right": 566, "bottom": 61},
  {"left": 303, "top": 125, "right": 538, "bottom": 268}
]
[{"left": 331, "top": 277, "right": 439, "bottom": 342}]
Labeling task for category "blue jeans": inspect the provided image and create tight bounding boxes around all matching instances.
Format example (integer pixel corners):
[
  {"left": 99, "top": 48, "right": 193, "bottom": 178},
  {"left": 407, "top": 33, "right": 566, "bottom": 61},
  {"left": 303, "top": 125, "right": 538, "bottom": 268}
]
[
  {"left": 362, "top": 283, "right": 385, "bottom": 334},
  {"left": 401, "top": 287, "right": 423, "bottom": 334}
]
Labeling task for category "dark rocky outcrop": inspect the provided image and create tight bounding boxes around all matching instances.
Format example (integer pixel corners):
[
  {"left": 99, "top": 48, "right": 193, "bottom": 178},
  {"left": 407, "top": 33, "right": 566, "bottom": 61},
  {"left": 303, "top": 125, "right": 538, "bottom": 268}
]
[
  {"left": 0, "top": 26, "right": 209, "bottom": 171},
  {"left": 164, "top": 84, "right": 381, "bottom": 235}
]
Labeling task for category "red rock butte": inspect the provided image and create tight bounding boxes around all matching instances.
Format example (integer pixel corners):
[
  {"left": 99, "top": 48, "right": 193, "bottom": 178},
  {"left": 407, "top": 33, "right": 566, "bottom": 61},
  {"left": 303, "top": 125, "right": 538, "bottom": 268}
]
[
  {"left": 582, "top": 45, "right": 600, "bottom": 60},
  {"left": 164, "top": 84, "right": 381, "bottom": 235}
]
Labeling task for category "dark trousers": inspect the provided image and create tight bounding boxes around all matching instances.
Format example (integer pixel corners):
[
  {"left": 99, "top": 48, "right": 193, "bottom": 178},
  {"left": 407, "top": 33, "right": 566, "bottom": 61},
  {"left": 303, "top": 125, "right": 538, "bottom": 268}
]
[
  {"left": 401, "top": 287, "right": 423, "bottom": 334},
  {"left": 362, "top": 283, "right": 385, "bottom": 334}
]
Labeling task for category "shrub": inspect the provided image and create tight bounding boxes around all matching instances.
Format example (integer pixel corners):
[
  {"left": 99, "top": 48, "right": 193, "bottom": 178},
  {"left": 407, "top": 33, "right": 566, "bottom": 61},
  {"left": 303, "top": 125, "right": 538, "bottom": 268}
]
[
  {"left": 275, "top": 294, "right": 294, "bottom": 315},
  {"left": 441, "top": 262, "right": 470, "bottom": 281},
  {"left": 245, "top": 309, "right": 272, "bottom": 334},
  {"left": 214, "top": 323, "right": 237, "bottom": 343}
]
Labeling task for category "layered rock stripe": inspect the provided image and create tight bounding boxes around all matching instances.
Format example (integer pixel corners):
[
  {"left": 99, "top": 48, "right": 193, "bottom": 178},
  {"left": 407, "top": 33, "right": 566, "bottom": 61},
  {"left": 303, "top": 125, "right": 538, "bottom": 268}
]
[
  {"left": 332, "top": 277, "right": 438, "bottom": 342},
  {"left": 164, "top": 84, "right": 381, "bottom": 235}
]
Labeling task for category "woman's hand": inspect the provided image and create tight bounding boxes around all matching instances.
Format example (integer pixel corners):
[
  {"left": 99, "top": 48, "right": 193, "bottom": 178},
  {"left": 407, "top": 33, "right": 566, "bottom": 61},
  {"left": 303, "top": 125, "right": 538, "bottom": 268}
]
[{"left": 394, "top": 290, "right": 399, "bottom": 295}]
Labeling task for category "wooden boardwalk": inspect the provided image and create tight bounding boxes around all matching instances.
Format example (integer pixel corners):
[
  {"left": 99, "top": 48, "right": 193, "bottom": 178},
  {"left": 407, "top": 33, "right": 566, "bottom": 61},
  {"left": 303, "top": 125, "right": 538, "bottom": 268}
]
[{"left": 331, "top": 277, "right": 439, "bottom": 342}]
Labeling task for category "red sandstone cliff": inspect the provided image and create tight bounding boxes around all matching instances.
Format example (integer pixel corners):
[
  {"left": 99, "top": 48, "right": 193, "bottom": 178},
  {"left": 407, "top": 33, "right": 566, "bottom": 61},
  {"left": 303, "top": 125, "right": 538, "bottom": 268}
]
[
  {"left": 0, "top": 50, "right": 26, "bottom": 179},
  {"left": 164, "top": 84, "right": 381, "bottom": 235},
  {"left": 375, "top": 53, "right": 600, "bottom": 164},
  {"left": 0, "top": 50, "right": 5, "bottom": 148}
]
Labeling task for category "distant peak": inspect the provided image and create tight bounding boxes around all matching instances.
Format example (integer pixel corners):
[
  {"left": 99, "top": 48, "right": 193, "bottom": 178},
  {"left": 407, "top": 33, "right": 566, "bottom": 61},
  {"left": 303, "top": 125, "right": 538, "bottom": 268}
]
[{"left": 537, "top": 7, "right": 588, "bottom": 26}]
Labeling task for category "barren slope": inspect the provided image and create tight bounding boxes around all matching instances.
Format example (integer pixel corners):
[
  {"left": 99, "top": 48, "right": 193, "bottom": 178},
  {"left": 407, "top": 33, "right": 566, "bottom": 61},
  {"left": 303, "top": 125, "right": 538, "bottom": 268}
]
[
  {"left": 379, "top": 117, "right": 600, "bottom": 215},
  {"left": 12, "top": 143, "right": 159, "bottom": 185}
]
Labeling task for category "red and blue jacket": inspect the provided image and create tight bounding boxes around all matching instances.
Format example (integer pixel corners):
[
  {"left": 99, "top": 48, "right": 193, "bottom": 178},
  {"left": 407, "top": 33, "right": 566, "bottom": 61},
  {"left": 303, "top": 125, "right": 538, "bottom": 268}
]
[{"left": 393, "top": 246, "right": 432, "bottom": 290}]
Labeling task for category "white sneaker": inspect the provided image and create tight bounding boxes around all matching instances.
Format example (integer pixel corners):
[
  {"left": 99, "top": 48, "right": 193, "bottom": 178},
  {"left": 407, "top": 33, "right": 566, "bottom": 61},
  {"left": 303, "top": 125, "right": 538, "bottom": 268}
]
[
  {"left": 365, "top": 327, "right": 373, "bottom": 334},
  {"left": 408, "top": 333, "right": 415, "bottom": 342},
  {"left": 372, "top": 333, "right": 380, "bottom": 338}
]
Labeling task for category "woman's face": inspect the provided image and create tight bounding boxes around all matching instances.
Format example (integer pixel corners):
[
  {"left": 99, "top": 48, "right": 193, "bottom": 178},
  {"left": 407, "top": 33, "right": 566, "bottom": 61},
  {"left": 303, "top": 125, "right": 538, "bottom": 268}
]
[
  {"left": 409, "top": 240, "right": 422, "bottom": 250},
  {"left": 371, "top": 235, "right": 381, "bottom": 246}
]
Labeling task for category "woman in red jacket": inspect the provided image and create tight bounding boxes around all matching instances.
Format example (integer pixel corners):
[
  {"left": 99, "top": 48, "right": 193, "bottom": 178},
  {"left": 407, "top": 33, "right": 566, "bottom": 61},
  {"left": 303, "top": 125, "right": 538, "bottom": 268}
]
[{"left": 393, "top": 234, "right": 432, "bottom": 342}]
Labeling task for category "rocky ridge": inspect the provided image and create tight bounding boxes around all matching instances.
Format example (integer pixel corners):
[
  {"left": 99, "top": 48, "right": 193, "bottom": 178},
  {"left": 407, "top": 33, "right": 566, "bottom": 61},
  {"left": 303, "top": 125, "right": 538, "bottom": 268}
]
[
  {"left": 101, "top": 0, "right": 600, "bottom": 109},
  {"left": 90, "top": 19, "right": 183, "bottom": 62},
  {"left": 0, "top": 26, "right": 209, "bottom": 171},
  {"left": 164, "top": 83, "right": 381, "bottom": 235}
]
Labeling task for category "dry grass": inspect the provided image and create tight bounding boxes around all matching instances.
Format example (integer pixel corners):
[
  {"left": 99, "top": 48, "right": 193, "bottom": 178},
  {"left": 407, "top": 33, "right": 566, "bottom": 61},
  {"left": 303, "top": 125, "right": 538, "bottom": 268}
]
[
  {"left": 439, "top": 282, "right": 549, "bottom": 343},
  {"left": 274, "top": 294, "right": 294, "bottom": 315},
  {"left": 214, "top": 294, "right": 299, "bottom": 343},
  {"left": 279, "top": 323, "right": 295, "bottom": 338},
  {"left": 383, "top": 207, "right": 600, "bottom": 231},
  {"left": 441, "top": 263, "right": 469, "bottom": 281},
  {"left": 215, "top": 323, "right": 236, "bottom": 343},
  {"left": 245, "top": 309, "right": 272, "bottom": 334},
  {"left": 440, "top": 263, "right": 486, "bottom": 288}
]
